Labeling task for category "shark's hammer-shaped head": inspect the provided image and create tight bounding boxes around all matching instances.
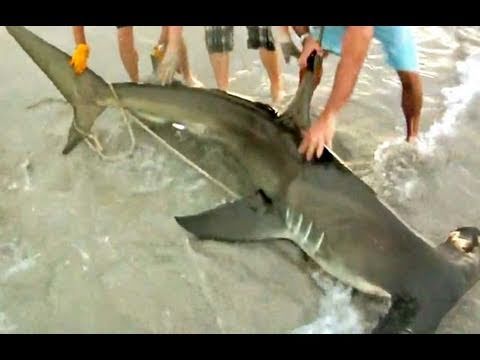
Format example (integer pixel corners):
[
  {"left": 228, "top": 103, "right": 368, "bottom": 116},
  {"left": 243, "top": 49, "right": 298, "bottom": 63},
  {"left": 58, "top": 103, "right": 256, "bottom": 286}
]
[{"left": 439, "top": 226, "right": 480, "bottom": 287}]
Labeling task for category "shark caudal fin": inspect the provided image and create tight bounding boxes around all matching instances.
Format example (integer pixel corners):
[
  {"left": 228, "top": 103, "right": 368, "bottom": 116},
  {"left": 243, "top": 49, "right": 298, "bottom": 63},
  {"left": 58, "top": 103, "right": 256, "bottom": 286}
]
[{"left": 6, "top": 26, "right": 112, "bottom": 154}]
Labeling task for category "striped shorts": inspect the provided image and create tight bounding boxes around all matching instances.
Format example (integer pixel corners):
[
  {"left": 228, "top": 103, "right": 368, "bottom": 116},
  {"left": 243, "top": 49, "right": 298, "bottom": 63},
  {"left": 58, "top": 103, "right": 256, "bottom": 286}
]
[{"left": 204, "top": 26, "right": 276, "bottom": 53}]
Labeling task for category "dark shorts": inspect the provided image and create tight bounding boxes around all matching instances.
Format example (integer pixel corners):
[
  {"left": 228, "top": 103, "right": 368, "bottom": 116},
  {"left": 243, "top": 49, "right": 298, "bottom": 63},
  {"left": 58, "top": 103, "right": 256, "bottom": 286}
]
[
  {"left": 204, "top": 26, "right": 276, "bottom": 54},
  {"left": 116, "top": 26, "right": 131, "bottom": 29}
]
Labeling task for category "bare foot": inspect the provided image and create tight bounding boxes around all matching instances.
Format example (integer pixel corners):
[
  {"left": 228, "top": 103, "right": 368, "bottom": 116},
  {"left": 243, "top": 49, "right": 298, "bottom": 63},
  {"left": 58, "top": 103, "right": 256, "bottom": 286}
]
[
  {"left": 406, "top": 135, "right": 418, "bottom": 143},
  {"left": 184, "top": 76, "right": 204, "bottom": 88}
]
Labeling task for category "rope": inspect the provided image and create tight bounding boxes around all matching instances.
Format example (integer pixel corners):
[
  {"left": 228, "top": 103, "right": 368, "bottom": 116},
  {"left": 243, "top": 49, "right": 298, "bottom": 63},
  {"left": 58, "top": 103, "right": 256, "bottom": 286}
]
[
  {"left": 128, "top": 112, "right": 240, "bottom": 199},
  {"left": 72, "top": 83, "right": 136, "bottom": 161},
  {"left": 76, "top": 82, "right": 240, "bottom": 199}
]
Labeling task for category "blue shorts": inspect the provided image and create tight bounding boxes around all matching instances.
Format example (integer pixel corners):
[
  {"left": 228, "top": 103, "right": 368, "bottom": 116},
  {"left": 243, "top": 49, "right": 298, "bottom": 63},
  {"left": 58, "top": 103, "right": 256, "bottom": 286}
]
[{"left": 309, "top": 26, "right": 419, "bottom": 72}]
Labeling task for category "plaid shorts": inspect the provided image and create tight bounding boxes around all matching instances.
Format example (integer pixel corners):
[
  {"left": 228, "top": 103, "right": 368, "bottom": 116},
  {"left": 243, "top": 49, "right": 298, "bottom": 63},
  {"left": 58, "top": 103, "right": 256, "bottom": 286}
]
[{"left": 204, "top": 26, "right": 276, "bottom": 54}]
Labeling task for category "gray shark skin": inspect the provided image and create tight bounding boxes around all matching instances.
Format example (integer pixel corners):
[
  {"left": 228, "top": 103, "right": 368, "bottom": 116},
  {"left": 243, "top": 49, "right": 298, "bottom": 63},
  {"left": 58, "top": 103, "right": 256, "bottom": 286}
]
[{"left": 7, "top": 26, "right": 480, "bottom": 334}]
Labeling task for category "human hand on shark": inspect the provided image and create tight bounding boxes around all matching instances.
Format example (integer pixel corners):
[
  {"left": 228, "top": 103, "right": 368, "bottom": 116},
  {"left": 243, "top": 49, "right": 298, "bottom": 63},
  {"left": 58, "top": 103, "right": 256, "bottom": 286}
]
[
  {"left": 298, "top": 111, "right": 336, "bottom": 161},
  {"left": 156, "top": 45, "right": 180, "bottom": 86},
  {"left": 70, "top": 43, "right": 90, "bottom": 75}
]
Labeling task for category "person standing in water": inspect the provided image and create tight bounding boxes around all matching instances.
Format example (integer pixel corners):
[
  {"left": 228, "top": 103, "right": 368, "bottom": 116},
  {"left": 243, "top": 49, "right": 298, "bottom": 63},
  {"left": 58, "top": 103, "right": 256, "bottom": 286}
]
[
  {"left": 70, "top": 26, "right": 202, "bottom": 87},
  {"left": 204, "top": 26, "right": 284, "bottom": 104},
  {"left": 294, "top": 26, "right": 423, "bottom": 161},
  {"left": 70, "top": 26, "right": 140, "bottom": 82},
  {"left": 151, "top": 26, "right": 203, "bottom": 87}
]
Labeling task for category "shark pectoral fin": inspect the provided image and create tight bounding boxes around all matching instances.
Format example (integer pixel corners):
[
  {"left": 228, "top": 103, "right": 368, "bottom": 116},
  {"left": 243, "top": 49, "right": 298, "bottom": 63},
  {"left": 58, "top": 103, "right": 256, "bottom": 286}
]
[
  {"left": 174, "top": 190, "right": 287, "bottom": 242},
  {"left": 62, "top": 104, "right": 107, "bottom": 155}
]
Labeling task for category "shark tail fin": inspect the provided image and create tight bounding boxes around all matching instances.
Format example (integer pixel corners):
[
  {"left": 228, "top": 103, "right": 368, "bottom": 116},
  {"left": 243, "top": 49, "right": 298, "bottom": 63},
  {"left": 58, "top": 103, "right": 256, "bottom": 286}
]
[{"left": 6, "top": 26, "right": 112, "bottom": 154}]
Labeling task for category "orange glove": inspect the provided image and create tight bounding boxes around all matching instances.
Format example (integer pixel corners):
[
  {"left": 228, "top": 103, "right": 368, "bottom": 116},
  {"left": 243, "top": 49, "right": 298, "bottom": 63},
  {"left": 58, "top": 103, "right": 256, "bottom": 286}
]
[
  {"left": 151, "top": 44, "right": 166, "bottom": 62},
  {"left": 150, "top": 44, "right": 166, "bottom": 74},
  {"left": 69, "top": 43, "right": 90, "bottom": 75}
]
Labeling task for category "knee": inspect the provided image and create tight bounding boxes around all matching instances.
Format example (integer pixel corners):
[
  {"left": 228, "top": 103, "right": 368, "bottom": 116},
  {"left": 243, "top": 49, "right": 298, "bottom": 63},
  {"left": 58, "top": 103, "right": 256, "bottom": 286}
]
[
  {"left": 398, "top": 71, "right": 422, "bottom": 93},
  {"left": 117, "top": 31, "right": 135, "bottom": 52}
]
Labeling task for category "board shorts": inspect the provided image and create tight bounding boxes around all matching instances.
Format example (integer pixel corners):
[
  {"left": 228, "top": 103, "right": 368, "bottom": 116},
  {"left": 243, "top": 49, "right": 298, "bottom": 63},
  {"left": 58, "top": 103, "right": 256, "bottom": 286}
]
[
  {"left": 309, "top": 26, "right": 419, "bottom": 71},
  {"left": 204, "top": 26, "right": 276, "bottom": 54}
]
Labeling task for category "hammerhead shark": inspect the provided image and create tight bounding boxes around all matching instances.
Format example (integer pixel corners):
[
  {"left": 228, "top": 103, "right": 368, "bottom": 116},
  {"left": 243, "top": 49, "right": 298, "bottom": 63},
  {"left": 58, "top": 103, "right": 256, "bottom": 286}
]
[{"left": 7, "top": 26, "right": 480, "bottom": 333}]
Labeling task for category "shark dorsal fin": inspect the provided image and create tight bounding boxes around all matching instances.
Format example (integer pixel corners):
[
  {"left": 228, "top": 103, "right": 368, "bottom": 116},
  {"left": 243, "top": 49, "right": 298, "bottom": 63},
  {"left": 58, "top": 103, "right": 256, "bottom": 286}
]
[{"left": 277, "top": 53, "right": 323, "bottom": 131}]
